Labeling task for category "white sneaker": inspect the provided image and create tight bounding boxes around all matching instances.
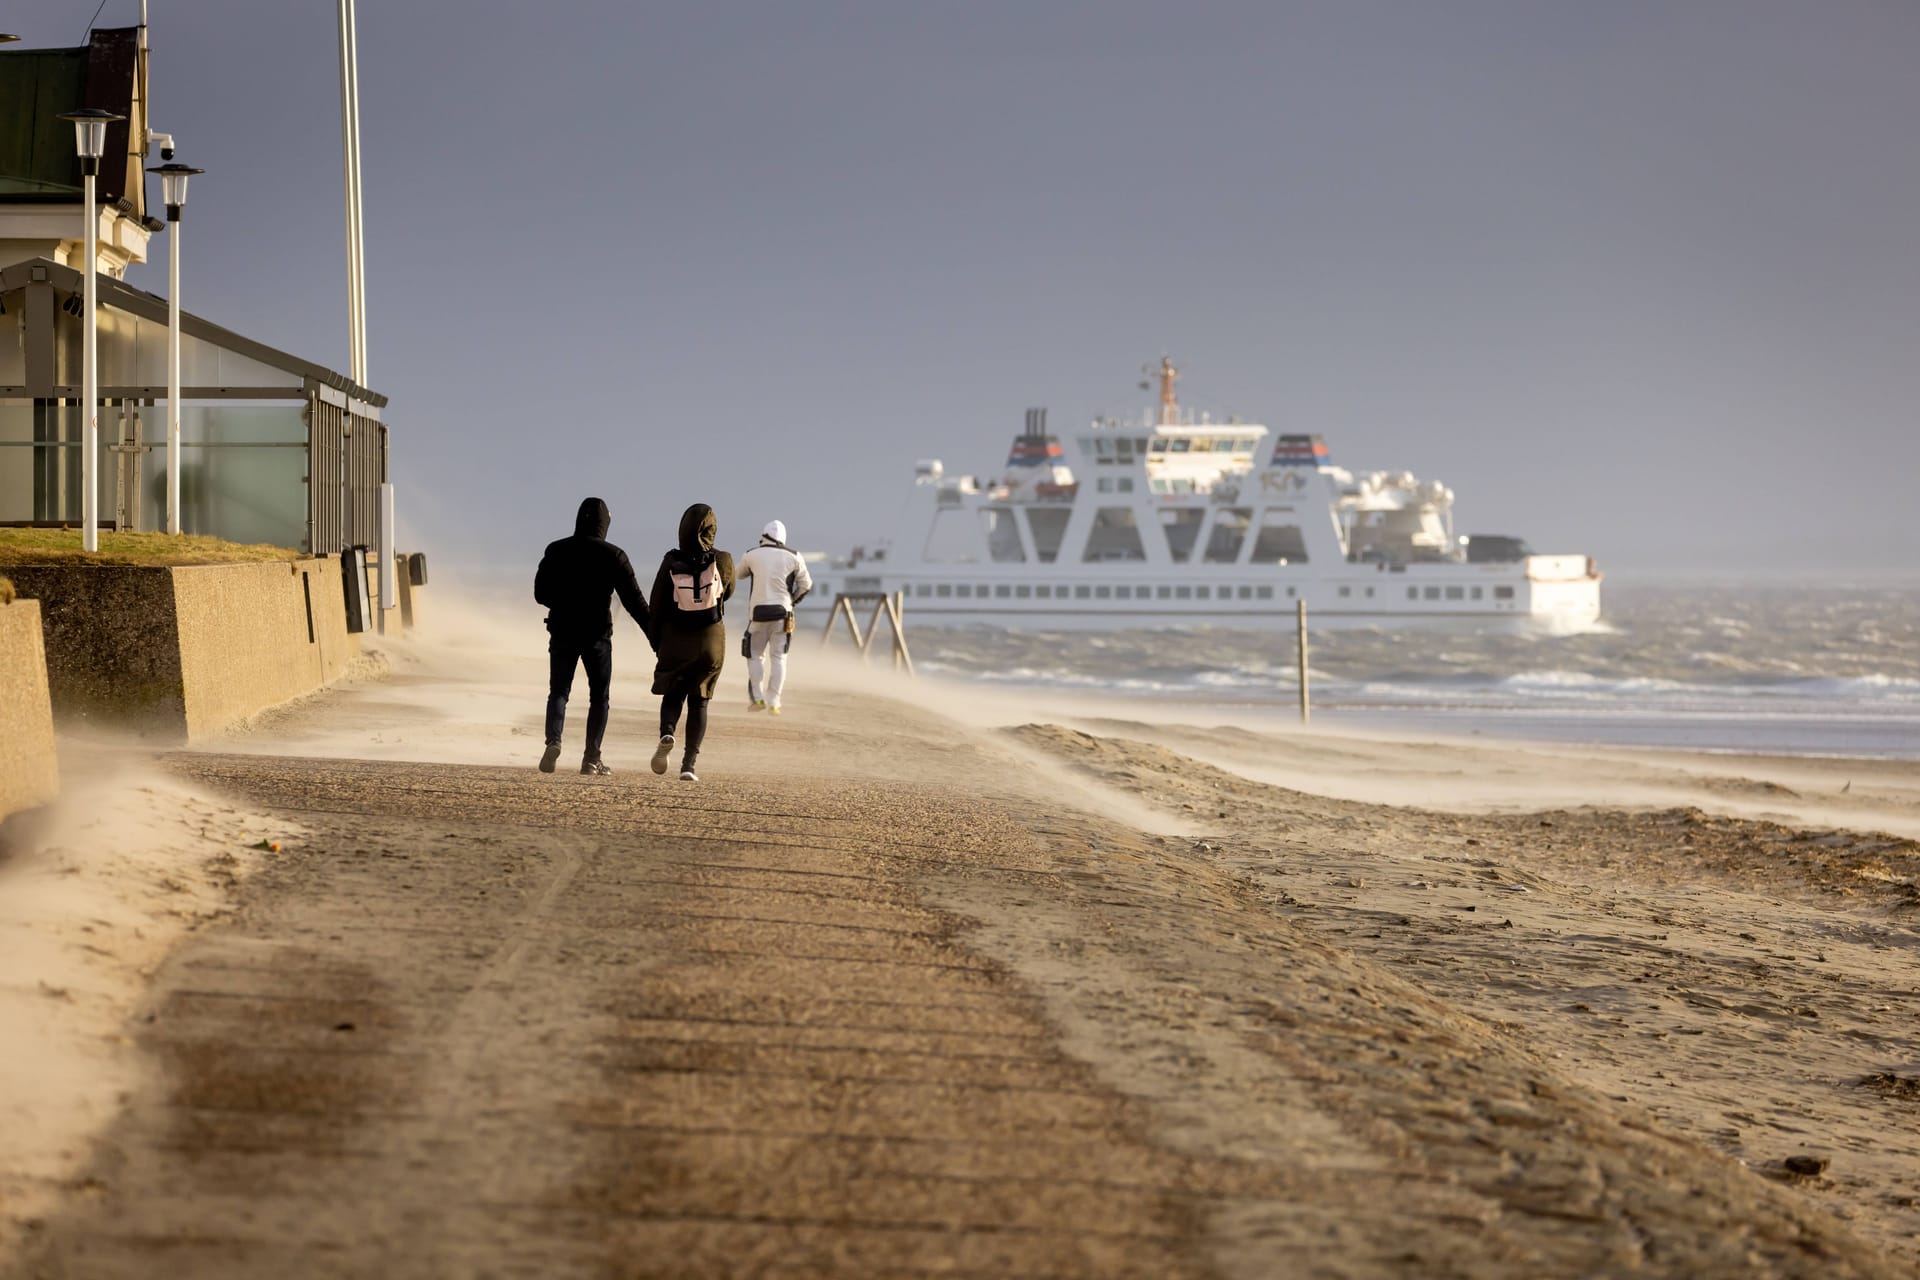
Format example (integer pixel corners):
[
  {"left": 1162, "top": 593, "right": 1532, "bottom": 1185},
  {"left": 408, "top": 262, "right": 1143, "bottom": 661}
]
[
  {"left": 651, "top": 735, "right": 674, "bottom": 775},
  {"left": 768, "top": 705, "right": 783, "bottom": 716},
  {"left": 679, "top": 765, "right": 699, "bottom": 782}
]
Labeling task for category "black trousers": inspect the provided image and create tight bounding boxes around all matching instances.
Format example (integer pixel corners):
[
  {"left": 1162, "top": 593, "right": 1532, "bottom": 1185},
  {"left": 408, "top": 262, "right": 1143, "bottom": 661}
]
[
  {"left": 660, "top": 679, "right": 709, "bottom": 762},
  {"left": 546, "top": 633, "right": 613, "bottom": 759}
]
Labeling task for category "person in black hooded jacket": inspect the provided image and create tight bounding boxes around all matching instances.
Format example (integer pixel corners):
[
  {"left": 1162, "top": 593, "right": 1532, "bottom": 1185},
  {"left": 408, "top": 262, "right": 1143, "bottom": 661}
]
[
  {"left": 648, "top": 502, "right": 735, "bottom": 782},
  {"left": 534, "top": 497, "right": 652, "bottom": 775}
]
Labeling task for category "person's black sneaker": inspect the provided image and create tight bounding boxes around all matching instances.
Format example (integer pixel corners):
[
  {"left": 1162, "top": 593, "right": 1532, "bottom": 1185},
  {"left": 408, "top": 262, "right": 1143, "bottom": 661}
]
[
  {"left": 580, "top": 758, "right": 611, "bottom": 776},
  {"left": 679, "top": 763, "right": 699, "bottom": 782},
  {"left": 538, "top": 743, "right": 561, "bottom": 773},
  {"left": 650, "top": 735, "right": 674, "bottom": 775}
]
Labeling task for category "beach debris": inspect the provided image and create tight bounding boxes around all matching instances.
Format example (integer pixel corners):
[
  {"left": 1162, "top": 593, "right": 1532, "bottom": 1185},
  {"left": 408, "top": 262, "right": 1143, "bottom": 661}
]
[
  {"left": 1858, "top": 1072, "right": 1920, "bottom": 1101},
  {"left": 1842, "top": 780, "right": 1852, "bottom": 794},
  {"left": 1783, "top": 1154, "right": 1830, "bottom": 1177},
  {"left": 251, "top": 839, "right": 282, "bottom": 852},
  {"left": 1192, "top": 840, "right": 1215, "bottom": 852}
]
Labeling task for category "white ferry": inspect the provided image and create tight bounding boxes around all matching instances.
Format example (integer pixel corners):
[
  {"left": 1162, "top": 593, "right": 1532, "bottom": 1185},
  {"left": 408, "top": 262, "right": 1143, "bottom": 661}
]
[{"left": 808, "top": 360, "right": 1601, "bottom": 631}]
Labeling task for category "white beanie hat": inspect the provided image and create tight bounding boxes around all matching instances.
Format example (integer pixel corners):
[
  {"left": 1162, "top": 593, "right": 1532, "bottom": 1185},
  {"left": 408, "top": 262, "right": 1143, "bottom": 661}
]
[{"left": 762, "top": 519, "right": 787, "bottom": 544}]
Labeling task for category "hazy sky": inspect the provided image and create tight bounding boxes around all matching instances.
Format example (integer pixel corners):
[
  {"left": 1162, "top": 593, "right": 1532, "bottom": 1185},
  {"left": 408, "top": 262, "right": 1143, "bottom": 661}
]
[{"left": 13, "top": 1, "right": 1919, "bottom": 575}]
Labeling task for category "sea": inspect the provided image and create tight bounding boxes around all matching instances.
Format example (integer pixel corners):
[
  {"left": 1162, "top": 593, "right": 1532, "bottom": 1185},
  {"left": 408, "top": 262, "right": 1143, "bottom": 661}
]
[{"left": 910, "top": 581, "right": 1920, "bottom": 759}]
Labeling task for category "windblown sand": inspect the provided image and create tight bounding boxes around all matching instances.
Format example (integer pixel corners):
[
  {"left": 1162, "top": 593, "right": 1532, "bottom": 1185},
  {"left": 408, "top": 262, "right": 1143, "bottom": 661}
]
[{"left": 3, "top": 613, "right": 1916, "bottom": 1276}]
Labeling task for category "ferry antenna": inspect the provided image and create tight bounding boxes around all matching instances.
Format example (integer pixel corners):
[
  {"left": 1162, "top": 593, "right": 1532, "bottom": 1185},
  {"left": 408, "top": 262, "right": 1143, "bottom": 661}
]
[{"left": 1141, "top": 356, "right": 1180, "bottom": 425}]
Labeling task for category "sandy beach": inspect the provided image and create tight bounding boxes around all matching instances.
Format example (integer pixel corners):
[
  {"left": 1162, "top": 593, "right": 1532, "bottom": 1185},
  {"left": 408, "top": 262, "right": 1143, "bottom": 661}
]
[{"left": 3, "top": 615, "right": 1918, "bottom": 1277}]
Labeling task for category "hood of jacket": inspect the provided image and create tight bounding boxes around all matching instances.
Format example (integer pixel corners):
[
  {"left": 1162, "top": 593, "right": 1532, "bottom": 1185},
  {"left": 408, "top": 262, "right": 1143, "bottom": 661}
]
[
  {"left": 574, "top": 497, "right": 611, "bottom": 539},
  {"left": 760, "top": 519, "right": 787, "bottom": 547},
  {"left": 678, "top": 503, "right": 716, "bottom": 553}
]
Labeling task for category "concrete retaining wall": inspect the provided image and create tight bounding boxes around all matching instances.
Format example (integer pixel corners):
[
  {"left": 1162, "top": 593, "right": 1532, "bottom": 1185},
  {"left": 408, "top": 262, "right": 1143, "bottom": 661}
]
[
  {"left": 3, "top": 558, "right": 361, "bottom": 742},
  {"left": 0, "top": 590, "right": 59, "bottom": 821}
]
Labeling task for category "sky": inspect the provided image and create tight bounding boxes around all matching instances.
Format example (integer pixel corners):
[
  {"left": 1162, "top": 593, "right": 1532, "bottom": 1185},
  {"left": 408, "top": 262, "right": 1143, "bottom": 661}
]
[{"left": 11, "top": 0, "right": 1920, "bottom": 577}]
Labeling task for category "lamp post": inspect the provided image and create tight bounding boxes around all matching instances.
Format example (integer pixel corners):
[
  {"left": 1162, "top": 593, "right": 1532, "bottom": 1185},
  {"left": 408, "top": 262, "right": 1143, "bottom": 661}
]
[
  {"left": 150, "top": 162, "right": 204, "bottom": 536},
  {"left": 59, "top": 107, "right": 125, "bottom": 553}
]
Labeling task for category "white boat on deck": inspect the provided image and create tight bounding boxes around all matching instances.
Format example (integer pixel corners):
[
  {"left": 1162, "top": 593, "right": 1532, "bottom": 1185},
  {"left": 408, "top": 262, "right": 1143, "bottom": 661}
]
[{"left": 805, "top": 360, "right": 1601, "bottom": 631}]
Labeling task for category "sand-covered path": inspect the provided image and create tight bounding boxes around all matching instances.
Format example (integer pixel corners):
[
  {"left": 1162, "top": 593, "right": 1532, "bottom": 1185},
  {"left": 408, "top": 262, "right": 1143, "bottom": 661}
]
[{"left": 9, "top": 645, "right": 1916, "bottom": 1276}]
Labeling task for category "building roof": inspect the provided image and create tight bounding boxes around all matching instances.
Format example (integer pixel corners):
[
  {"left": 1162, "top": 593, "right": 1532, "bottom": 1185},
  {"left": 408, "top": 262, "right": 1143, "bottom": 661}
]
[{"left": 0, "top": 27, "right": 144, "bottom": 211}]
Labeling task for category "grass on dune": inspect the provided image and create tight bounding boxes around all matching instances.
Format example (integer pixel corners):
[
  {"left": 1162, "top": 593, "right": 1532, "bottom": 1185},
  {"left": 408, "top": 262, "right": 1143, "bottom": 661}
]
[{"left": 0, "top": 528, "right": 301, "bottom": 568}]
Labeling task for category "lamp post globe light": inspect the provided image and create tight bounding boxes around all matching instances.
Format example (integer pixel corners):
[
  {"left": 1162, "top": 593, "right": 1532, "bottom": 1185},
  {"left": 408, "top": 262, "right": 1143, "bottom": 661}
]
[
  {"left": 150, "top": 162, "right": 204, "bottom": 536},
  {"left": 58, "top": 107, "right": 125, "bottom": 553}
]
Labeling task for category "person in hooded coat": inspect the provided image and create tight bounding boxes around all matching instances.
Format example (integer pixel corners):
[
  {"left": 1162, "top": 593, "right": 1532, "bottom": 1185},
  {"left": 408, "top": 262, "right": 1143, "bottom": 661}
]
[
  {"left": 649, "top": 502, "right": 735, "bottom": 781},
  {"left": 533, "top": 497, "right": 653, "bottom": 775}
]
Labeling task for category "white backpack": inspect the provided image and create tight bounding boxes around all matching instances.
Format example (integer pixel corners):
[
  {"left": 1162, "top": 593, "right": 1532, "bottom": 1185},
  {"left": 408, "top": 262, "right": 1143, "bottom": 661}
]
[{"left": 670, "top": 557, "right": 723, "bottom": 623}]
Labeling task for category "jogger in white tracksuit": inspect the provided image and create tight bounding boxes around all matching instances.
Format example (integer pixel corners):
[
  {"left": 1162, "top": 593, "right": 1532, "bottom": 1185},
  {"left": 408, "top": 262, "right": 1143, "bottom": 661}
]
[{"left": 736, "top": 521, "right": 813, "bottom": 714}]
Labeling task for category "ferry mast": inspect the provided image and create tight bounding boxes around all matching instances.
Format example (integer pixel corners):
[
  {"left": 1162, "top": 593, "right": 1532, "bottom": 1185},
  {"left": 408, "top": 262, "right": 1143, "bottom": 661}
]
[{"left": 1147, "top": 356, "right": 1181, "bottom": 426}]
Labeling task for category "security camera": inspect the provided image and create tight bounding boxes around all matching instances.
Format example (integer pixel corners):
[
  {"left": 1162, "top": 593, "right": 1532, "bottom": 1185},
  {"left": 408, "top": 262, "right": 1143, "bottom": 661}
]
[{"left": 147, "top": 131, "right": 175, "bottom": 160}]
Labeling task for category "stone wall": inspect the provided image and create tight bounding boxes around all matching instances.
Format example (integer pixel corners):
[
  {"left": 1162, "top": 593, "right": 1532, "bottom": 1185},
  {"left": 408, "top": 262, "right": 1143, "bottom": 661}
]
[
  {"left": 171, "top": 558, "right": 362, "bottom": 739},
  {"left": 3, "top": 558, "right": 361, "bottom": 742},
  {"left": 0, "top": 590, "right": 59, "bottom": 821}
]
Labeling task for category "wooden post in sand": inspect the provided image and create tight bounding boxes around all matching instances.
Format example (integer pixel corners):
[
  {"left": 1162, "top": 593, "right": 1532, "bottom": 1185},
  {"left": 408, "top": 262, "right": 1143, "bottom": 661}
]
[
  {"left": 820, "top": 592, "right": 914, "bottom": 677},
  {"left": 1297, "top": 599, "right": 1310, "bottom": 725}
]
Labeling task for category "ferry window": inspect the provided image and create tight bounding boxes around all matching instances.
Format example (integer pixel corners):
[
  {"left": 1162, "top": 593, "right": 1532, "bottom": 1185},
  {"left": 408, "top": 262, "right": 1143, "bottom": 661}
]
[
  {"left": 1446, "top": 586, "right": 1464, "bottom": 601},
  {"left": 1033, "top": 584, "right": 1048, "bottom": 598},
  {"left": 982, "top": 508, "right": 1026, "bottom": 563},
  {"left": 917, "top": 583, "right": 933, "bottom": 598},
  {"left": 1149, "top": 478, "right": 1170, "bottom": 495},
  {"left": 1175, "top": 585, "right": 1193, "bottom": 599},
  {"left": 1365, "top": 587, "right": 1374, "bottom": 598},
  {"left": 1157, "top": 585, "right": 1172, "bottom": 599},
  {"left": 1116, "top": 586, "right": 1133, "bottom": 599},
  {"left": 1238, "top": 585, "right": 1252, "bottom": 599},
  {"left": 935, "top": 583, "right": 951, "bottom": 597},
  {"left": 1117, "top": 477, "right": 1134, "bottom": 493},
  {"left": 1407, "top": 587, "right": 1418, "bottom": 600},
  {"left": 1170, "top": 438, "right": 1191, "bottom": 453},
  {"left": 1094, "top": 438, "right": 1113, "bottom": 456},
  {"left": 1288, "top": 587, "right": 1297, "bottom": 598},
  {"left": 1115, "top": 438, "right": 1134, "bottom": 458},
  {"left": 1171, "top": 478, "right": 1195, "bottom": 495},
  {"left": 1205, "top": 508, "right": 1252, "bottom": 564},
  {"left": 1424, "top": 587, "right": 1441, "bottom": 600},
  {"left": 1195, "top": 586, "right": 1210, "bottom": 599},
  {"left": 1213, "top": 439, "right": 1237, "bottom": 452},
  {"left": 995, "top": 585, "right": 1012, "bottom": 598},
  {"left": 1249, "top": 514, "right": 1311, "bottom": 564},
  {"left": 956, "top": 584, "right": 972, "bottom": 598},
  {"left": 1160, "top": 507, "right": 1205, "bottom": 562},
  {"left": 1338, "top": 586, "right": 1351, "bottom": 598},
  {"left": 1494, "top": 586, "right": 1515, "bottom": 600},
  {"left": 1095, "top": 585, "right": 1112, "bottom": 599},
  {"left": 1137, "top": 438, "right": 1151, "bottom": 452},
  {"left": 1016, "top": 585, "right": 1031, "bottom": 598},
  {"left": 1081, "top": 507, "right": 1147, "bottom": 562},
  {"left": 1471, "top": 586, "right": 1483, "bottom": 600},
  {"left": 1097, "top": 478, "right": 1114, "bottom": 493},
  {"left": 1028, "top": 508, "right": 1070, "bottom": 563},
  {"left": 1075, "top": 585, "right": 1091, "bottom": 599},
  {"left": 976, "top": 585, "right": 988, "bottom": 597}
]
